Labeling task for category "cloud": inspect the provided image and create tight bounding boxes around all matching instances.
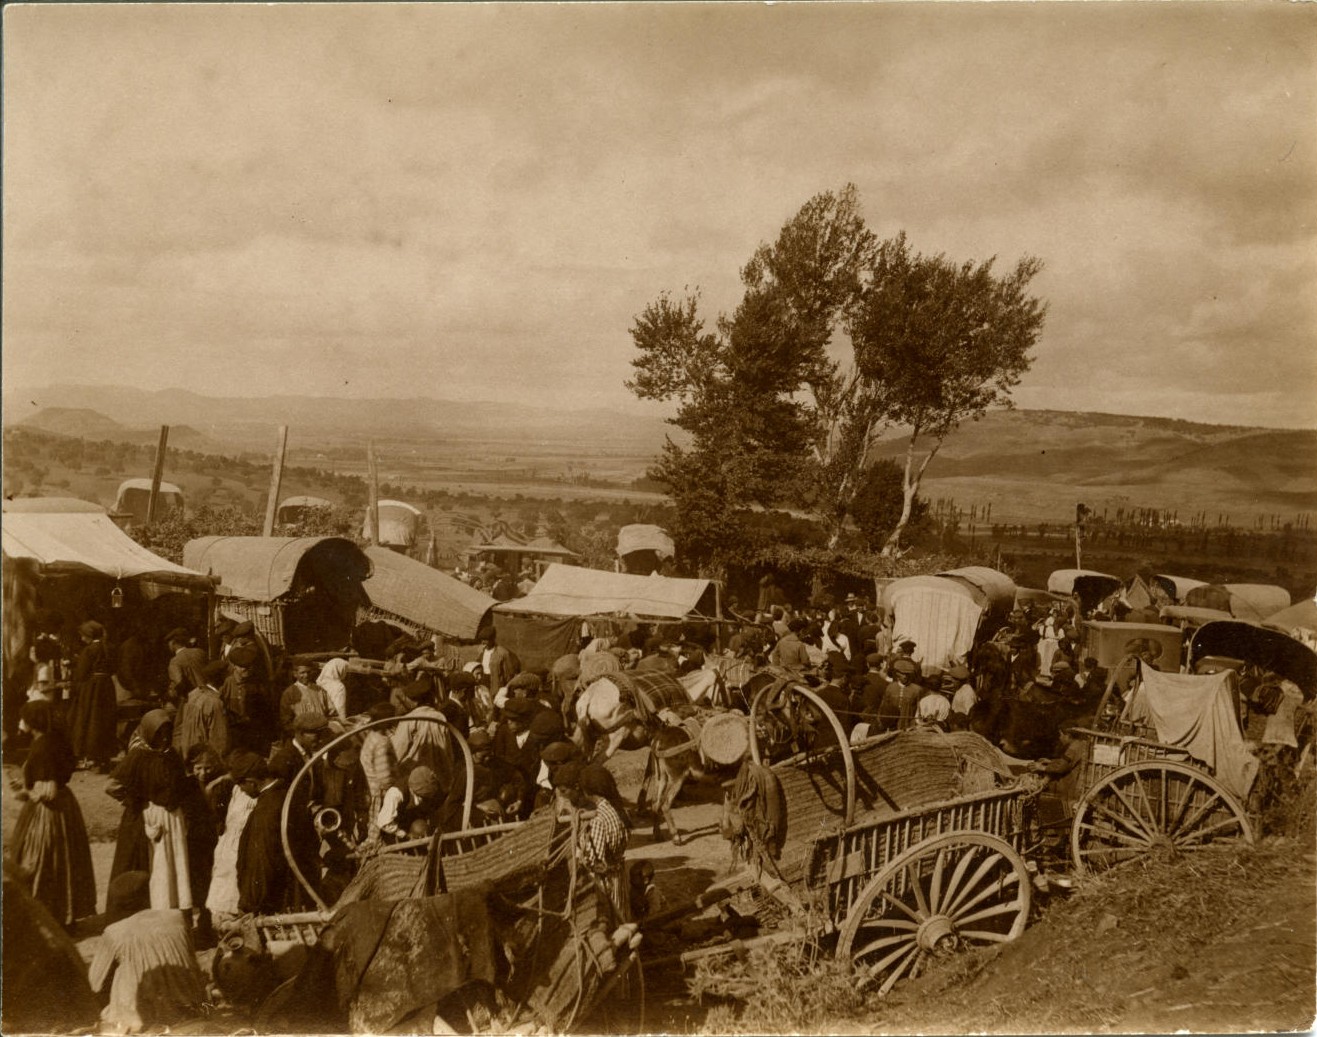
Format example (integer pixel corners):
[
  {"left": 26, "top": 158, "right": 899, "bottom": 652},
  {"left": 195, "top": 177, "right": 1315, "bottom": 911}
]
[{"left": 3, "top": 2, "right": 1314, "bottom": 428}]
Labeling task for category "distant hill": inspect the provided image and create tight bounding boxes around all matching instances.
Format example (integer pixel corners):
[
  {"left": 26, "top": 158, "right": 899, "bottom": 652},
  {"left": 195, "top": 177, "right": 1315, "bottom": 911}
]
[
  {"left": 15, "top": 407, "right": 230, "bottom": 455},
  {"left": 868, "top": 409, "right": 1317, "bottom": 502},
  {"left": 2, "top": 384, "right": 674, "bottom": 453},
  {"left": 5, "top": 387, "right": 1314, "bottom": 520}
]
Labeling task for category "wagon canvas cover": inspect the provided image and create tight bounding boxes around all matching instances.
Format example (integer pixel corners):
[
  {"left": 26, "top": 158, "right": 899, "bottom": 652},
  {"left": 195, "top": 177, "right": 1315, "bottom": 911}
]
[
  {"left": 360, "top": 545, "right": 494, "bottom": 640},
  {"left": 1121, "top": 668, "right": 1258, "bottom": 801}
]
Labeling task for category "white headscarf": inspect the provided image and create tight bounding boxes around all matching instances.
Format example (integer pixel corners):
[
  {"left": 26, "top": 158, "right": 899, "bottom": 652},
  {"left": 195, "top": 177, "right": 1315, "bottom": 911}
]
[{"left": 318, "top": 658, "right": 350, "bottom": 721}]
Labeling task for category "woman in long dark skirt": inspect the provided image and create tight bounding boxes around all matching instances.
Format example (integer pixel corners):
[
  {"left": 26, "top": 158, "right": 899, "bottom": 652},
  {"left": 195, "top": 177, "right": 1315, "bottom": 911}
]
[
  {"left": 10, "top": 700, "right": 97, "bottom": 927},
  {"left": 106, "top": 710, "right": 193, "bottom": 910},
  {"left": 68, "top": 620, "right": 118, "bottom": 771}
]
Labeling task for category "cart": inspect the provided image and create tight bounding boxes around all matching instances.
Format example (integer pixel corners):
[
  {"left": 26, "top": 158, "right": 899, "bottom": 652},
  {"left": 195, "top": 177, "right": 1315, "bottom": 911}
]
[
  {"left": 228, "top": 716, "right": 640, "bottom": 1033},
  {"left": 697, "top": 679, "right": 1044, "bottom": 996},
  {"left": 1064, "top": 661, "right": 1256, "bottom": 877}
]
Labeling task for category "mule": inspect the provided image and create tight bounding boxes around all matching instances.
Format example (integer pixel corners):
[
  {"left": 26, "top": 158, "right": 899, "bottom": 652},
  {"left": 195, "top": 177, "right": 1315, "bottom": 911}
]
[{"left": 635, "top": 724, "right": 704, "bottom": 845}]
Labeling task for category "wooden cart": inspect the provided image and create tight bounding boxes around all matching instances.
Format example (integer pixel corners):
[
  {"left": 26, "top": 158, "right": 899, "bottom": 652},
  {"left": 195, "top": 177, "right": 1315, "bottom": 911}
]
[
  {"left": 238, "top": 717, "right": 639, "bottom": 1033},
  {"left": 1063, "top": 661, "right": 1255, "bottom": 877},
  {"left": 704, "top": 680, "right": 1044, "bottom": 995}
]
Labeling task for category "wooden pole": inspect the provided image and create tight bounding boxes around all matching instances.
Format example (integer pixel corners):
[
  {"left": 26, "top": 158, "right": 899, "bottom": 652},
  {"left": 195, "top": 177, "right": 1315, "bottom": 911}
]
[
  {"left": 145, "top": 425, "right": 169, "bottom": 524},
  {"left": 367, "top": 440, "right": 380, "bottom": 546},
  {"left": 261, "top": 425, "right": 289, "bottom": 537}
]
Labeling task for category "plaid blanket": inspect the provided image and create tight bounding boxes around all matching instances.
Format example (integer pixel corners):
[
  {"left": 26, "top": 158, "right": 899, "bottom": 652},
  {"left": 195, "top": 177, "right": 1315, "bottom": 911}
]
[{"left": 607, "top": 670, "right": 691, "bottom": 725}]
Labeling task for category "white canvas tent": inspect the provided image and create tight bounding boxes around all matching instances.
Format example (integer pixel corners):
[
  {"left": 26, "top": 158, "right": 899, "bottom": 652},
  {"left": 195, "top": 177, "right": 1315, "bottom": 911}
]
[
  {"left": 3, "top": 498, "right": 213, "bottom": 590},
  {"left": 492, "top": 563, "right": 720, "bottom": 669}
]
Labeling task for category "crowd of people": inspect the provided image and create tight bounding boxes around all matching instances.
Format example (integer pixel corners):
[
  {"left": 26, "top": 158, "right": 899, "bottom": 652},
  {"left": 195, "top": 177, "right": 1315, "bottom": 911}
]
[{"left": 7, "top": 575, "right": 1310, "bottom": 1031}]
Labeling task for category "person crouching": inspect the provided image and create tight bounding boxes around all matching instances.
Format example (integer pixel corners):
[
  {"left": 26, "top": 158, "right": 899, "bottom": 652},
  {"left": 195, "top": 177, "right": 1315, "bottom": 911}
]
[{"left": 376, "top": 766, "right": 446, "bottom": 844}]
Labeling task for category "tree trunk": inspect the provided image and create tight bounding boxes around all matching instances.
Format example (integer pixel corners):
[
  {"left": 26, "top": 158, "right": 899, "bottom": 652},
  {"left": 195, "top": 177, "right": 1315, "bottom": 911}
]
[{"left": 880, "top": 430, "right": 940, "bottom": 558}]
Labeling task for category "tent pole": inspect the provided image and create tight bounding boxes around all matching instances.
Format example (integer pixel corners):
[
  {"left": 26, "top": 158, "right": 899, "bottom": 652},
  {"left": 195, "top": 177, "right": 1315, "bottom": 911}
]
[
  {"left": 146, "top": 425, "right": 169, "bottom": 524},
  {"left": 262, "top": 425, "right": 289, "bottom": 537},
  {"left": 367, "top": 440, "right": 380, "bottom": 547},
  {"left": 715, "top": 581, "right": 723, "bottom": 652}
]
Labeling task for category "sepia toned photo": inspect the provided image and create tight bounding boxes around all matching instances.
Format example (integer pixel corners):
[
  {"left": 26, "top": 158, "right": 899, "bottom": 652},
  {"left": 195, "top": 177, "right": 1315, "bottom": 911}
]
[{"left": 2, "top": 2, "right": 1314, "bottom": 1034}]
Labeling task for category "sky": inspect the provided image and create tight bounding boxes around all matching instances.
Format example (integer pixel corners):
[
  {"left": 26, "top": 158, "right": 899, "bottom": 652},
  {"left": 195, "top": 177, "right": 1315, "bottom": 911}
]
[{"left": 3, "top": 2, "right": 1315, "bottom": 429}]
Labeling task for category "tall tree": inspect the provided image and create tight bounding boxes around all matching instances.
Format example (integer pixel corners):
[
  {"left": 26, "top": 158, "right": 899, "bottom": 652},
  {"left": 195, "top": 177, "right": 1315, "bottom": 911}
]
[
  {"left": 627, "top": 186, "right": 878, "bottom": 570},
  {"left": 850, "top": 233, "right": 1047, "bottom": 556}
]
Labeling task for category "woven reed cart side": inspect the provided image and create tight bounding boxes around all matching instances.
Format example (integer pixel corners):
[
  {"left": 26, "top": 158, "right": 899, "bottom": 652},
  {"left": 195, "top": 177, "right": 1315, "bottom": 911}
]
[{"left": 728, "top": 682, "right": 1042, "bottom": 995}]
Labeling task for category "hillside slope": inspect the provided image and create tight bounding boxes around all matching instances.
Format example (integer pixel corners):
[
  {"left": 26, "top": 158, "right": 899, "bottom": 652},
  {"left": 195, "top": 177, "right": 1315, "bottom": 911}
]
[{"left": 5, "top": 387, "right": 1315, "bottom": 519}]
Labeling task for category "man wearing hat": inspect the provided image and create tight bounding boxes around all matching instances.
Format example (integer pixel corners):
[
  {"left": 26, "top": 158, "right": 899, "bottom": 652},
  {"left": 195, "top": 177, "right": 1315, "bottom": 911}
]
[
  {"left": 174, "top": 657, "right": 230, "bottom": 763},
  {"left": 236, "top": 752, "right": 300, "bottom": 914},
  {"left": 915, "top": 672, "right": 952, "bottom": 730},
  {"left": 878, "top": 656, "right": 922, "bottom": 732},
  {"left": 634, "top": 638, "right": 677, "bottom": 675},
  {"left": 438, "top": 673, "right": 475, "bottom": 739},
  {"left": 492, "top": 697, "right": 545, "bottom": 819},
  {"left": 165, "top": 629, "right": 206, "bottom": 705},
  {"left": 469, "top": 728, "right": 528, "bottom": 822},
  {"left": 856, "top": 653, "right": 890, "bottom": 717},
  {"left": 769, "top": 617, "right": 812, "bottom": 670},
  {"left": 391, "top": 680, "right": 454, "bottom": 793},
  {"left": 376, "top": 766, "right": 446, "bottom": 843},
  {"left": 221, "top": 643, "right": 273, "bottom": 755}
]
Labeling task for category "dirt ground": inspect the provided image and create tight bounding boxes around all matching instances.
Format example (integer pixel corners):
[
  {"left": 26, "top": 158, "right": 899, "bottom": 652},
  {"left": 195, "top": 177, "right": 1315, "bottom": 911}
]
[{"left": 5, "top": 750, "right": 1315, "bottom": 1035}]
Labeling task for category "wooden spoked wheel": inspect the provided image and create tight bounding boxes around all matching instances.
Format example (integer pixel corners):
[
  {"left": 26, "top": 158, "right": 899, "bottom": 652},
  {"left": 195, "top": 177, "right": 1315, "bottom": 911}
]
[
  {"left": 1071, "top": 760, "right": 1253, "bottom": 877},
  {"left": 836, "top": 832, "right": 1032, "bottom": 995}
]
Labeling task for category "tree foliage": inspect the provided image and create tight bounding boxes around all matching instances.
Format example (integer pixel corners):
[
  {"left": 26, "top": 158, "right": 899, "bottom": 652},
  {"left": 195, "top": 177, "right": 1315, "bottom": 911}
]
[
  {"left": 849, "top": 458, "right": 930, "bottom": 552},
  {"left": 626, "top": 186, "right": 1047, "bottom": 571},
  {"left": 852, "top": 233, "right": 1047, "bottom": 554}
]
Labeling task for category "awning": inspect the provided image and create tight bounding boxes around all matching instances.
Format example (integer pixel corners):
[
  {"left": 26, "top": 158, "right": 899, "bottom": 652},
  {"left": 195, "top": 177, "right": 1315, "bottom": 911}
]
[
  {"left": 360, "top": 546, "right": 495, "bottom": 641},
  {"left": 494, "top": 563, "right": 717, "bottom": 620},
  {"left": 2, "top": 501, "right": 214, "bottom": 589},
  {"left": 183, "top": 536, "right": 368, "bottom": 601}
]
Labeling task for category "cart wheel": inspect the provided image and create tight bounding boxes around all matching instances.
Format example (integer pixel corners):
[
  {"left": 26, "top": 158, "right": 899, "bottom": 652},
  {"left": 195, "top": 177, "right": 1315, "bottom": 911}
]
[
  {"left": 835, "top": 832, "right": 1032, "bottom": 996},
  {"left": 1071, "top": 760, "right": 1253, "bottom": 877}
]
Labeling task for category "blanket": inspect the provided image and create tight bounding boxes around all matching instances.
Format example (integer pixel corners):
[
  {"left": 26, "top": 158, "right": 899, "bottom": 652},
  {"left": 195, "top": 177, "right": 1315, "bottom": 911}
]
[{"left": 1124, "top": 666, "right": 1257, "bottom": 801}]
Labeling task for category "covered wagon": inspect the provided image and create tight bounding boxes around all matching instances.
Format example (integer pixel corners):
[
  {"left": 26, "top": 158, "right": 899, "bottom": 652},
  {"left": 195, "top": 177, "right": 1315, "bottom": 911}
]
[
  {"left": 113, "top": 478, "right": 184, "bottom": 526},
  {"left": 1047, "top": 569, "right": 1122, "bottom": 615},
  {"left": 615, "top": 523, "right": 675, "bottom": 576},
  {"left": 879, "top": 566, "right": 1016, "bottom": 672},
  {"left": 363, "top": 499, "right": 423, "bottom": 550},
  {"left": 357, "top": 545, "right": 494, "bottom": 644},
  {"left": 1184, "top": 583, "right": 1291, "bottom": 624},
  {"left": 183, "top": 536, "right": 371, "bottom": 654},
  {"left": 275, "top": 495, "right": 334, "bottom": 525}
]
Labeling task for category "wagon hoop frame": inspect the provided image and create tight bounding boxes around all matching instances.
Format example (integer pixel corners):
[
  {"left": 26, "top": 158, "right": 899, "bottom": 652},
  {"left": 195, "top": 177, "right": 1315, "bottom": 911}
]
[
  {"left": 282, "top": 714, "right": 476, "bottom": 911},
  {"left": 748, "top": 679, "right": 857, "bottom": 828}
]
